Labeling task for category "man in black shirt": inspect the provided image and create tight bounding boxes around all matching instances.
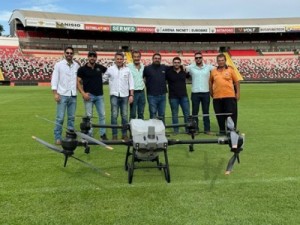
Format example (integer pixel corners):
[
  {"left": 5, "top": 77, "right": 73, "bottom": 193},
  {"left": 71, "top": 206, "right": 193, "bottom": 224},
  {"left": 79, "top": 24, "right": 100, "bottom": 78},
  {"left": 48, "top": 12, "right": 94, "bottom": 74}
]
[
  {"left": 143, "top": 53, "right": 168, "bottom": 123},
  {"left": 77, "top": 51, "right": 108, "bottom": 140},
  {"left": 166, "top": 57, "right": 190, "bottom": 133}
]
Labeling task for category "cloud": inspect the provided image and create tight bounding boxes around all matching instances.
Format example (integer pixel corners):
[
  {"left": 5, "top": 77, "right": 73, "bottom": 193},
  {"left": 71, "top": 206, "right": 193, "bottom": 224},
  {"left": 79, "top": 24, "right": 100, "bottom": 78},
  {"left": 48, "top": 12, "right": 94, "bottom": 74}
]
[
  {"left": 125, "top": 0, "right": 300, "bottom": 19},
  {"left": 0, "top": 10, "right": 13, "bottom": 22}
]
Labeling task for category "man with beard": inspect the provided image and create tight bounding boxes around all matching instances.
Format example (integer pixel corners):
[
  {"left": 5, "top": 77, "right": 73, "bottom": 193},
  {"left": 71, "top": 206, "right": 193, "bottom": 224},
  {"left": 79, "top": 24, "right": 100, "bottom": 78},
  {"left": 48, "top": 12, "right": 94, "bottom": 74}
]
[
  {"left": 127, "top": 51, "right": 145, "bottom": 120},
  {"left": 77, "top": 51, "right": 108, "bottom": 140},
  {"left": 186, "top": 51, "right": 214, "bottom": 135},
  {"left": 209, "top": 53, "right": 240, "bottom": 135},
  {"left": 143, "top": 53, "right": 168, "bottom": 123},
  {"left": 51, "top": 46, "right": 80, "bottom": 145},
  {"left": 166, "top": 57, "right": 190, "bottom": 134}
]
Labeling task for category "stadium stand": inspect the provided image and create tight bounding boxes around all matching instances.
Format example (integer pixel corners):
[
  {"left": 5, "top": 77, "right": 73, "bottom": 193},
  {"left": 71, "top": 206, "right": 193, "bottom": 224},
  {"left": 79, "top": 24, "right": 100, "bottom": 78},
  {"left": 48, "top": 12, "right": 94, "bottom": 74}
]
[
  {"left": 1, "top": 10, "right": 300, "bottom": 84},
  {"left": 232, "top": 56, "right": 300, "bottom": 81}
]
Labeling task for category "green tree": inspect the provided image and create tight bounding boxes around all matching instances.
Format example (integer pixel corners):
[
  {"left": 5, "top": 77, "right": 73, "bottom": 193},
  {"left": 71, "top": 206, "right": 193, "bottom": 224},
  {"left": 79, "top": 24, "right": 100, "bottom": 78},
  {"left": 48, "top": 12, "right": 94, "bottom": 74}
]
[{"left": 0, "top": 24, "right": 4, "bottom": 36}]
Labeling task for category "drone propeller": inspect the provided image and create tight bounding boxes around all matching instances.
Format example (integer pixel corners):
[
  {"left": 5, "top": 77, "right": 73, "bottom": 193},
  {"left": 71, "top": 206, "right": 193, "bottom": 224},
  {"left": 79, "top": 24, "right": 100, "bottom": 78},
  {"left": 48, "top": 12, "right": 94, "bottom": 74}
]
[
  {"left": 225, "top": 153, "right": 239, "bottom": 175},
  {"left": 75, "top": 131, "right": 113, "bottom": 150},
  {"left": 32, "top": 136, "right": 64, "bottom": 153},
  {"left": 32, "top": 136, "right": 110, "bottom": 176},
  {"left": 35, "top": 115, "right": 113, "bottom": 151}
]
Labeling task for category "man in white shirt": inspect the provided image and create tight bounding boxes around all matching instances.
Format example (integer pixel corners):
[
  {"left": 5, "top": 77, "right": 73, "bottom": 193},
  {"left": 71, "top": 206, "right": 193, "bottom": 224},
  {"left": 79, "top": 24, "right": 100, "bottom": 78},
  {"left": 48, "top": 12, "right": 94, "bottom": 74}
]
[
  {"left": 51, "top": 47, "right": 80, "bottom": 144},
  {"left": 103, "top": 52, "right": 134, "bottom": 140}
]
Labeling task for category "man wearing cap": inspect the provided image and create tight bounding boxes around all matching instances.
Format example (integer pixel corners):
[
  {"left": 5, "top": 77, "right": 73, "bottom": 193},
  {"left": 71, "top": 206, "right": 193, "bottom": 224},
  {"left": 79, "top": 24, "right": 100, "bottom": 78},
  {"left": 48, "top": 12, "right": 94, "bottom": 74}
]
[
  {"left": 127, "top": 50, "right": 145, "bottom": 120},
  {"left": 77, "top": 50, "right": 108, "bottom": 140},
  {"left": 103, "top": 52, "right": 134, "bottom": 140}
]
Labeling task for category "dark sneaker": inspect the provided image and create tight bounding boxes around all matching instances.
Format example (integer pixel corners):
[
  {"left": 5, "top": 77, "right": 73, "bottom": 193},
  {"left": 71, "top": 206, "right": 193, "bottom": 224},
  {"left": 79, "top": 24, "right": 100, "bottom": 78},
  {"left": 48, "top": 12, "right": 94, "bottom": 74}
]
[
  {"left": 204, "top": 131, "right": 214, "bottom": 135},
  {"left": 216, "top": 132, "right": 226, "bottom": 136},
  {"left": 122, "top": 135, "right": 129, "bottom": 141},
  {"left": 100, "top": 134, "right": 108, "bottom": 141},
  {"left": 112, "top": 135, "right": 118, "bottom": 140}
]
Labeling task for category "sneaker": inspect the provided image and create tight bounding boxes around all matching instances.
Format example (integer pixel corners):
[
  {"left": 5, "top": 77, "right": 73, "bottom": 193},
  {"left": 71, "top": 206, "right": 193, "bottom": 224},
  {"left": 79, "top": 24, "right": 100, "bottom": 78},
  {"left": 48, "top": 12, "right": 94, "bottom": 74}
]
[
  {"left": 216, "top": 132, "right": 226, "bottom": 136},
  {"left": 55, "top": 140, "right": 61, "bottom": 145},
  {"left": 112, "top": 135, "right": 118, "bottom": 140},
  {"left": 122, "top": 135, "right": 129, "bottom": 141},
  {"left": 100, "top": 134, "right": 108, "bottom": 141},
  {"left": 204, "top": 131, "right": 214, "bottom": 135}
]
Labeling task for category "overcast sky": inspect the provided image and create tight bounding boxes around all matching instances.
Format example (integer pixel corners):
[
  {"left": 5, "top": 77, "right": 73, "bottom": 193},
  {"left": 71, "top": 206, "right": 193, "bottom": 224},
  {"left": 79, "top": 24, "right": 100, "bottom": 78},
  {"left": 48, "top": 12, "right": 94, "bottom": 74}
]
[{"left": 1, "top": 0, "right": 300, "bottom": 35}]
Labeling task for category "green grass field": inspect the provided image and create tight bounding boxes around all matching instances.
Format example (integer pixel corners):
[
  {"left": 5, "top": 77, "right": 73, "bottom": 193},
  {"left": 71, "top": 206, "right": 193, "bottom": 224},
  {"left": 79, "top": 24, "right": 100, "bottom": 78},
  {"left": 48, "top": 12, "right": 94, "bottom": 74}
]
[{"left": 1, "top": 84, "right": 300, "bottom": 225}]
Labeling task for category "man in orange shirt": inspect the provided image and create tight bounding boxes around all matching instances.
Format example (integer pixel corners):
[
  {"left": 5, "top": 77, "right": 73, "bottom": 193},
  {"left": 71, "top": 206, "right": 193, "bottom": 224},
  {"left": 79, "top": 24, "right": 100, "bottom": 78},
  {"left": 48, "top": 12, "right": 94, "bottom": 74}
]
[{"left": 209, "top": 54, "right": 240, "bottom": 135}]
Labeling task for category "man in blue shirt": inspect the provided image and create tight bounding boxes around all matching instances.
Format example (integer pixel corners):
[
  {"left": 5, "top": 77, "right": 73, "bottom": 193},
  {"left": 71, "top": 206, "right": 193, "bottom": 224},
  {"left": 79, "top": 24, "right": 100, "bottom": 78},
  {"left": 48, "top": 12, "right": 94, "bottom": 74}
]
[
  {"left": 186, "top": 52, "right": 214, "bottom": 134},
  {"left": 143, "top": 53, "right": 168, "bottom": 123}
]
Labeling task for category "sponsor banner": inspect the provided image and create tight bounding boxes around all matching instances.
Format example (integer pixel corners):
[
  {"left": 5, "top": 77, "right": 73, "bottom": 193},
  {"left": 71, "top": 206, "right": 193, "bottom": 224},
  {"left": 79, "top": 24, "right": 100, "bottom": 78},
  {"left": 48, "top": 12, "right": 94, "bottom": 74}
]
[
  {"left": 84, "top": 24, "right": 111, "bottom": 31},
  {"left": 285, "top": 26, "right": 300, "bottom": 32},
  {"left": 136, "top": 26, "right": 156, "bottom": 33},
  {"left": 55, "top": 21, "right": 84, "bottom": 29},
  {"left": 111, "top": 25, "right": 136, "bottom": 32},
  {"left": 188, "top": 27, "right": 210, "bottom": 33},
  {"left": 26, "top": 19, "right": 56, "bottom": 28},
  {"left": 214, "top": 27, "right": 235, "bottom": 33},
  {"left": 156, "top": 26, "right": 210, "bottom": 33},
  {"left": 235, "top": 27, "right": 259, "bottom": 33},
  {"left": 259, "top": 27, "right": 285, "bottom": 33}
]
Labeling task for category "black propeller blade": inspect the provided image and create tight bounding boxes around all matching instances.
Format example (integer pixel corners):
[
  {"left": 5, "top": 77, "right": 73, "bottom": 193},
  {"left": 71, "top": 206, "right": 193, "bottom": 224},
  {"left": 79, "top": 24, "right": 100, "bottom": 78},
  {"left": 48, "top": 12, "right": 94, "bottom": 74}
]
[
  {"left": 225, "top": 153, "right": 239, "bottom": 175},
  {"left": 32, "top": 136, "right": 64, "bottom": 154},
  {"left": 35, "top": 115, "right": 113, "bottom": 151},
  {"left": 75, "top": 131, "right": 113, "bottom": 150},
  {"left": 71, "top": 155, "right": 110, "bottom": 176},
  {"left": 32, "top": 136, "right": 110, "bottom": 176}
]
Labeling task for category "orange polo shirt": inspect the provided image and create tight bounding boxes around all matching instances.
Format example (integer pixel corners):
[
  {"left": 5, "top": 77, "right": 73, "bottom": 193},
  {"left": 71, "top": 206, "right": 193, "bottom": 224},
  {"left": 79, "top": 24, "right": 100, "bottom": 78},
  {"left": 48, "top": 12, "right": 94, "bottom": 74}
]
[{"left": 210, "top": 66, "right": 239, "bottom": 99}]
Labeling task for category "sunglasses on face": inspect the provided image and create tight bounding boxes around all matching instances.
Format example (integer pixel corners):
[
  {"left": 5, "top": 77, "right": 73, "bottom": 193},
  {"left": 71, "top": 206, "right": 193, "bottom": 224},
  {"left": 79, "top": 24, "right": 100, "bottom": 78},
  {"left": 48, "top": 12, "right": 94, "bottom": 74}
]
[
  {"left": 65, "top": 52, "right": 74, "bottom": 55},
  {"left": 195, "top": 57, "right": 202, "bottom": 60}
]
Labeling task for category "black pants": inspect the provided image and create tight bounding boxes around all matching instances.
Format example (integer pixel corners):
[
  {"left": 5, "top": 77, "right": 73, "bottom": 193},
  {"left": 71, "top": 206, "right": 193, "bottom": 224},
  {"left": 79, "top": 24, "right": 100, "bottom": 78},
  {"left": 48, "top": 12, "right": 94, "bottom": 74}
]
[{"left": 213, "top": 98, "right": 237, "bottom": 133}]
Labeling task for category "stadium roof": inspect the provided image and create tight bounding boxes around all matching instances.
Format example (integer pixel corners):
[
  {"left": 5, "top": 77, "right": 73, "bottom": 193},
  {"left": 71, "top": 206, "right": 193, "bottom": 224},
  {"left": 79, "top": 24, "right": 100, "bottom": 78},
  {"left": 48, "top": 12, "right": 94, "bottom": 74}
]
[
  {"left": 10, "top": 9, "right": 300, "bottom": 26},
  {"left": 9, "top": 9, "right": 300, "bottom": 34}
]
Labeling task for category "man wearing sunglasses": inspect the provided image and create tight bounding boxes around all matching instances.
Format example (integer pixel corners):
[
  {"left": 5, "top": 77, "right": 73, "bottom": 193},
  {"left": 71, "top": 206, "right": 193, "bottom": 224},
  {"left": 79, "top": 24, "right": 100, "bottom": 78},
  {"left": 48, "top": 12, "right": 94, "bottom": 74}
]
[
  {"left": 186, "top": 52, "right": 214, "bottom": 135},
  {"left": 77, "top": 51, "right": 108, "bottom": 140},
  {"left": 51, "top": 47, "right": 80, "bottom": 145}
]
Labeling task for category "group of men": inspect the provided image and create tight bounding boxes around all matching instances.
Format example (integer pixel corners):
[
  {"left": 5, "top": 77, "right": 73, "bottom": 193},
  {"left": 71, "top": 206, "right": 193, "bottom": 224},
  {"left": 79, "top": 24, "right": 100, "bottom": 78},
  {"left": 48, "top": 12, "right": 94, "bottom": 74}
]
[{"left": 51, "top": 47, "right": 240, "bottom": 144}]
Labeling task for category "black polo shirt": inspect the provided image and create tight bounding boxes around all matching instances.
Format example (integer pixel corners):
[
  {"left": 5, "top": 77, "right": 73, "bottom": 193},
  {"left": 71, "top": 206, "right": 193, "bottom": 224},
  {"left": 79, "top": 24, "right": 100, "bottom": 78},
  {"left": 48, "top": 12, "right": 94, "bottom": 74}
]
[
  {"left": 77, "top": 63, "right": 107, "bottom": 96},
  {"left": 143, "top": 64, "right": 168, "bottom": 96},
  {"left": 166, "top": 67, "right": 188, "bottom": 98}
]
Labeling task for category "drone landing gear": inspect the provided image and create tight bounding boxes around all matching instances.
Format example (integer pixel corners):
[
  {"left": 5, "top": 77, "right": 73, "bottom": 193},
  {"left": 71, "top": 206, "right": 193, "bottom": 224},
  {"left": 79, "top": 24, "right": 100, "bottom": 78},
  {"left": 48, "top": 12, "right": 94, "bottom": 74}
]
[{"left": 125, "top": 147, "right": 171, "bottom": 184}]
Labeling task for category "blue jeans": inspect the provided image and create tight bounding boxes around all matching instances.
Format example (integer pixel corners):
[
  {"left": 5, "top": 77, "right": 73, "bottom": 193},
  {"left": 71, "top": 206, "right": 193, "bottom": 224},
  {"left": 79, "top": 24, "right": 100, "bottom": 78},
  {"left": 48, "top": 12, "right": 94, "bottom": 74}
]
[
  {"left": 84, "top": 94, "right": 106, "bottom": 136},
  {"left": 169, "top": 97, "right": 190, "bottom": 133},
  {"left": 191, "top": 92, "right": 210, "bottom": 132},
  {"left": 130, "top": 90, "right": 146, "bottom": 119},
  {"left": 54, "top": 96, "right": 77, "bottom": 141},
  {"left": 110, "top": 95, "right": 128, "bottom": 136},
  {"left": 147, "top": 94, "right": 166, "bottom": 123}
]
